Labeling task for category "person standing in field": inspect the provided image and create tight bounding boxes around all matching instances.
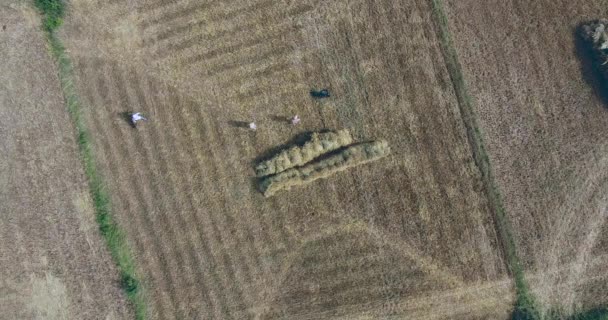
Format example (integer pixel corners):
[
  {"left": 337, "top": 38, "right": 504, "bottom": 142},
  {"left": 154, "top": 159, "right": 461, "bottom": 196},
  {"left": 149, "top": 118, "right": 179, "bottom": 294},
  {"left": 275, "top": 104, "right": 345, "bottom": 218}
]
[
  {"left": 291, "top": 115, "right": 300, "bottom": 125},
  {"left": 130, "top": 112, "right": 147, "bottom": 128},
  {"left": 249, "top": 122, "right": 257, "bottom": 131}
]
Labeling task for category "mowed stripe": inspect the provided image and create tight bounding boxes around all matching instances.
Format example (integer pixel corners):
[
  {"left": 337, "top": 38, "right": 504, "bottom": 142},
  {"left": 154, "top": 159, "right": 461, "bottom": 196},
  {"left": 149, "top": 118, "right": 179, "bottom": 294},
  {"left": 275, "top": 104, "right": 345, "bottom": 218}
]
[
  {"left": 144, "top": 0, "right": 294, "bottom": 45},
  {"left": 123, "top": 71, "right": 220, "bottom": 318},
  {"left": 177, "top": 23, "right": 303, "bottom": 68},
  {"left": 149, "top": 84, "right": 251, "bottom": 319},
  {"left": 217, "top": 58, "right": 305, "bottom": 105},
  {"left": 106, "top": 63, "right": 195, "bottom": 320},
  {"left": 383, "top": 0, "right": 476, "bottom": 277},
  {"left": 139, "top": 0, "right": 224, "bottom": 30},
  {"left": 149, "top": 4, "right": 313, "bottom": 61},
  {"left": 136, "top": 0, "right": 190, "bottom": 16},
  {"left": 181, "top": 95, "right": 264, "bottom": 311},
  {"left": 141, "top": 0, "right": 262, "bottom": 49},
  {"left": 83, "top": 62, "right": 184, "bottom": 319},
  {"left": 157, "top": 94, "right": 249, "bottom": 318},
  {"left": 79, "top": 60, "right": 178, "bottom": 319},
  {"left": 147, "top": 83, "right": 257, "bottom": 318}
]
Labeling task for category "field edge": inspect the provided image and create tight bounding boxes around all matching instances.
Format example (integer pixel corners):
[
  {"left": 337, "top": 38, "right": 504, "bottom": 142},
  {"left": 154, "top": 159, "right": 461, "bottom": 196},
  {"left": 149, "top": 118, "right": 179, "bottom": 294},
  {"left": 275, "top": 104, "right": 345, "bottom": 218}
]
[
  {"left": 428, "top": 0, "right": 538, "bottom": 318},
  {"left": 34, "top": 2, "right": 147, "bottom": 319}
]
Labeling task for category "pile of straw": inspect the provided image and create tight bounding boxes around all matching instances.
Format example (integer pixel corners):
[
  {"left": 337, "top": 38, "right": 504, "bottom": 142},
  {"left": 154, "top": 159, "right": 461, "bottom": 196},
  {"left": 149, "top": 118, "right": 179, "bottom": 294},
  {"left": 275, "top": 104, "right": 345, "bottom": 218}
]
[
  {"left": 259, "top": 140, "right": 390, "bottom": 197},
  {"left": 255, "top": 129, "right": 353, "bottom": 177}
]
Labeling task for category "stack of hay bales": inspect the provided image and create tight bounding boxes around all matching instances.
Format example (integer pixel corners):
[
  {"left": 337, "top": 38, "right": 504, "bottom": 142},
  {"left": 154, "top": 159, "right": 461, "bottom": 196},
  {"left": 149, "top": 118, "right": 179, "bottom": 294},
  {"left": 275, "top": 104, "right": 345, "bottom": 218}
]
[
  {"left": 255, "top": 129, "right": 353, "bottom": 177},
  {"left": 257, "top": 135, "right": 390, "bottom": 197},
  {"left": 583, "top": 19, "right": 608, "bottom": 77}
]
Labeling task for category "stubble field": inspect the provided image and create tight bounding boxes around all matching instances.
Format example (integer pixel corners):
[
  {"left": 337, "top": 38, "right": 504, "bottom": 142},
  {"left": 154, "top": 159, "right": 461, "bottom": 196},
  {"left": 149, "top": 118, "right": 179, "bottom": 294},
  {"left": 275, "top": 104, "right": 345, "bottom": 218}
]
[
  {"left": 60, "top": 0, "right": 514, "bottom": 319},
  {"left": 0, "top": 2, "right": 131, "bottom": 319},
  {"left": 445, "top": 0, "right": 608, "bottom": 315}
]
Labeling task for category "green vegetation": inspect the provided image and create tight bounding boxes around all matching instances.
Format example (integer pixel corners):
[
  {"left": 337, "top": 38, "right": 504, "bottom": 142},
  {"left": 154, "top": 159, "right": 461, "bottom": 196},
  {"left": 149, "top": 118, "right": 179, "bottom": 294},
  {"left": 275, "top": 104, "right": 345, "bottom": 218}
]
[
  {"left": 430, "top": 1, "right": 608, "bottom": 319},
  {"left": 35, "top": 1, "right": 146, "bottom": 318},
  {"left": 33, "top": 0, "right": 64, "bottom": 31},
  {"left": 428, "top": 0, "right": 540, "bottom": 318}
]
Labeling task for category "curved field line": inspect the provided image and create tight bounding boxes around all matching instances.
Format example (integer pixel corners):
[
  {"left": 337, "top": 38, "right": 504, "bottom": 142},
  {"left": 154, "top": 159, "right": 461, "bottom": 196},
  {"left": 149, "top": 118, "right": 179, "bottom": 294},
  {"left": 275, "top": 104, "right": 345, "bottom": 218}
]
[
  {"left": 143, "top": 0, "right": 270, "bottom": 47},
  {"left": 177, "top": 24, "right": 302, "bottom": 68},
  {"left": 150, "top": 4, "right": 313, "bottom": 60},
  {"left": 139, "top": 0, "right": 225, "bottom": 30},
  {"left": 104, "top": 63, "right": 194, "bottom": 320}
]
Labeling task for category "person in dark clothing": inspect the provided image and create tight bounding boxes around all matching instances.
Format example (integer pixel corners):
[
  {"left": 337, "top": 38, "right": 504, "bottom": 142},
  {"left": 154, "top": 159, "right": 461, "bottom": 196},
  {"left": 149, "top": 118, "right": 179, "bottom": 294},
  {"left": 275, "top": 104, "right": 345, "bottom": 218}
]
[{"left": 310, "top": 89, "right": 330, "bottom": 98}]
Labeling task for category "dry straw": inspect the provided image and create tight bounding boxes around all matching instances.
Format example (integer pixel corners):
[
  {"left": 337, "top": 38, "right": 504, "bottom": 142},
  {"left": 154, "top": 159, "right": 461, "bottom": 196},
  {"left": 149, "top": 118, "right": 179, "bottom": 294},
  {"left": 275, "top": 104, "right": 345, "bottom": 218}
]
[
  {"left": 260, "top": 140, "right": 390, "bottom": 197},
  {"left": 255, "top": 129, "right": 354, "bottom": 177}
]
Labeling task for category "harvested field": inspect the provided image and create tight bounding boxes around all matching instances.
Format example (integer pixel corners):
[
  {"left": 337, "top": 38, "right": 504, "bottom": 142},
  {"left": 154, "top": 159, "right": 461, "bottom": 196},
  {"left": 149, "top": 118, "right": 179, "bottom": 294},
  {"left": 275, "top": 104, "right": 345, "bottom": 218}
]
[
  {"left": 59, "top": 0, "right": 515, "bottom": 318},
  {"left": 444, "top": 0, "right": 608, "bottom": 315},
  {"left": 0, "top": 3, "right": 130, "bottom": 319}
]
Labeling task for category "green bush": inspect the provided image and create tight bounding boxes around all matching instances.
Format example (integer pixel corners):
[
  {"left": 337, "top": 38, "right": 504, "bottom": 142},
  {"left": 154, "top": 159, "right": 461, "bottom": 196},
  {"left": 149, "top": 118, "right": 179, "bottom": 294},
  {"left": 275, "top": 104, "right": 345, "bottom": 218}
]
[
  {"left": 121, "top": 272, "right": 139, "bottom": 296},
  {"left": 33, "top": 0, "right": 65, "bottom": 31}
]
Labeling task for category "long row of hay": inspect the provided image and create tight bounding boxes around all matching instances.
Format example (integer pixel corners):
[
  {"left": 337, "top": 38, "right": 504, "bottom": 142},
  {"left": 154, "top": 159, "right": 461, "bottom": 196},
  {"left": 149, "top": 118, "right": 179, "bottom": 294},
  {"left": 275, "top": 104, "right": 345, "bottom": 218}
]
[
  {"left": 583, "top": 20, "right": 608, "bottom": 76},
  {"left": 259, "top": 140, "right": 390, "bottom": 197},
  {"left": 255, "top": 129, "right": 353, "bottom": 177}
]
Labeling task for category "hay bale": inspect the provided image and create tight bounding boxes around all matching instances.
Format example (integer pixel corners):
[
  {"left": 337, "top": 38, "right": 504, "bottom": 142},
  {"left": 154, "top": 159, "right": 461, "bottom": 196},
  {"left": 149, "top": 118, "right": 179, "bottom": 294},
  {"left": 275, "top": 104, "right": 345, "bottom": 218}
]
[
  {"left": 260, "top": 140, "right": 390, "bottom": 197},
  {"left": 255, "top": 129, "right": 353, "bottom": 177},
  {"left": 583, "top": 19, "right": 608, "bottom": 75}
]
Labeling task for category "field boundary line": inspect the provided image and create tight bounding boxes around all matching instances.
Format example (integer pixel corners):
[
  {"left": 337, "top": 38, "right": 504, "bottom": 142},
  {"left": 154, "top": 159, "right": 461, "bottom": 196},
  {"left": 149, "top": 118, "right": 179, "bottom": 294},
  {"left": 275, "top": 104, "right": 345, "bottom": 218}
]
[
  {"left": 34, "top": 1, "right": 146, "bottom": 319},
  {"left": 427, "top": 0, "right": 538, "bottom": 318}
]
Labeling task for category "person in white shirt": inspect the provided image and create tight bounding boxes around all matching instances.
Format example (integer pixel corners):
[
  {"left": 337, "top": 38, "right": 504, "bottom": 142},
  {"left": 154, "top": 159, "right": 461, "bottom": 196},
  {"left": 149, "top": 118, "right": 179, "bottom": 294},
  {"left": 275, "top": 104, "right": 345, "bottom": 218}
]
[
  {"left": 249, "top": 122, "right": 257, "bottom": 130},
  {"left": 291, "top": 115, "right": 300, "bottom": 125},
  {"left": 130, "top": 112, "right": 147, "bottom": 127}
]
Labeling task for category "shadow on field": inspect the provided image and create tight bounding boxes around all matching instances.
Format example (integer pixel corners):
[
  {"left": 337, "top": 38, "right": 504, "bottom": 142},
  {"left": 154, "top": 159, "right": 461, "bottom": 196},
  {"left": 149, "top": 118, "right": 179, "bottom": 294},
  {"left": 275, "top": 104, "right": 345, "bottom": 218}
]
[
  {"left": 119, "top": 111, "right": 136, "bottom": 129},
  {"left": 252, "top": 131, "right": 318, "bottom": 167},
  {"left": 228, "top": 120, "right": 251, "bottom": 128},
  {"left": 574, "top": 22, "right": 608, "bottom": 108},
  {"left": 270, "top": 115, "right": 290, "bottom": 124}
]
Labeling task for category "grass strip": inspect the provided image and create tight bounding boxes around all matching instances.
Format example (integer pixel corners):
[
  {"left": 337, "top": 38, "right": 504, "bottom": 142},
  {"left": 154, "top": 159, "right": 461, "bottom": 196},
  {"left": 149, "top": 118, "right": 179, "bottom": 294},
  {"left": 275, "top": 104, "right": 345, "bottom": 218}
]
[
  {"left": 428, "top": 0, "right": 540, "bottom": 318},
  {"left": 34, "top": 1, "right": 146, "bottom": 318}
]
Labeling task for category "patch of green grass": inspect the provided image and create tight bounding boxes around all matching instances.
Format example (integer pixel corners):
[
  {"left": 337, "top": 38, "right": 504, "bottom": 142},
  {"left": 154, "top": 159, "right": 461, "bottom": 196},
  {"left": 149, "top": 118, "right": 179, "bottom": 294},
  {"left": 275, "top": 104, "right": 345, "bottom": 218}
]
[
  {"left": 33, "top": 0, "right": 64, "bottom": 31},
  {"left": 35, "top": 2, "right": 147, "bottom": 318},
  {"left": 428, "top": 0, "right": 540, "bottom": 319}
]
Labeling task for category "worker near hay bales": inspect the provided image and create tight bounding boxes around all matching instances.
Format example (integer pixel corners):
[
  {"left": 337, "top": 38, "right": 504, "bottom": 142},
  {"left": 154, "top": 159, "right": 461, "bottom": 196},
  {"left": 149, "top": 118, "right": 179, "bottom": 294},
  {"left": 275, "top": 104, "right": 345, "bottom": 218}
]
[
  {"left": 310, "top": 89, "right": 330, "bottom": 98},
  {"left": 130, "top": 112, "right": 147, "bottom": 127}
]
